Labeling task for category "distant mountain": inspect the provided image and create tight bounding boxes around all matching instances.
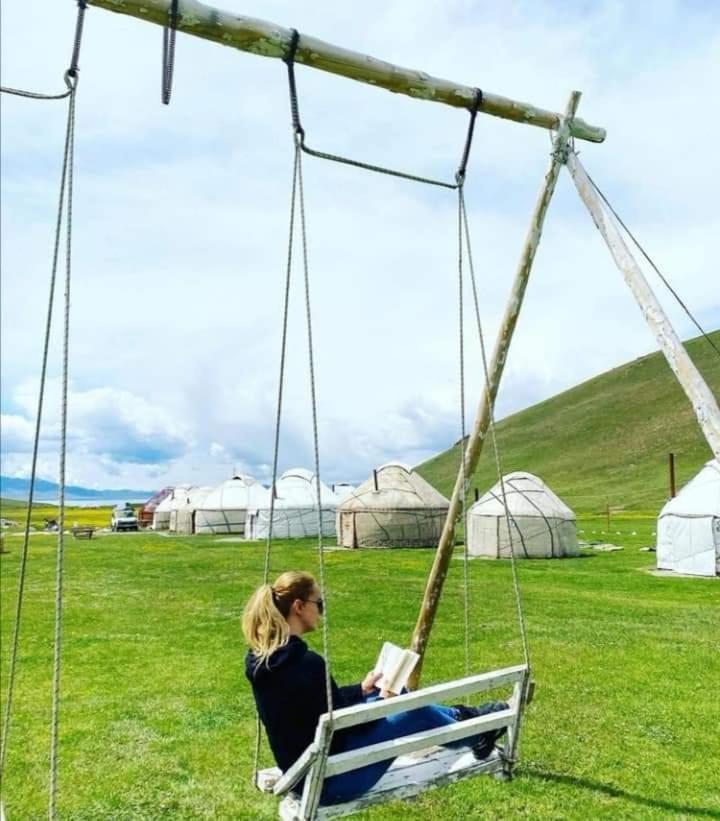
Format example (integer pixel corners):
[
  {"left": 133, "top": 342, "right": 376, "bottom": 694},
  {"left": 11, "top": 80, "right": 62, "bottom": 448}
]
[{"left": 0, "top": 476, "right": 153, "bottom": 503}]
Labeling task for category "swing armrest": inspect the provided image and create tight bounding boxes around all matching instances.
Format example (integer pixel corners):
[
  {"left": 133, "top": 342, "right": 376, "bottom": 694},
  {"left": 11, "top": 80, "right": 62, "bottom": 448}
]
[
  {"left": 272, "top": 744, "right": 320, "bottom": 796},
  {"left": 322, "top": 664, "right": 528, "bottom": 731}
]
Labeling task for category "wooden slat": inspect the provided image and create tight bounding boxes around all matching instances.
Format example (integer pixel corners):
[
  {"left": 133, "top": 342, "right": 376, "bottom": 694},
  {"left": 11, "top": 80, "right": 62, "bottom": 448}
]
[
  {"left": 280, "top": 748, "right": 504, "bottom": 819},
  {"left": 272, "top": 744, "right": 319, "bottom": 796},
  {"left": 299, "top": 717, "right": 332, "bottom": 820},
  {"left": 325, "top": 708, "right": 514, "bottom": 777},
  {"left": 503, "top": 675, "right": 526, "bottom": 776},
  {"left": 324, "top": 665, "right": 526, "bottom": 731}
]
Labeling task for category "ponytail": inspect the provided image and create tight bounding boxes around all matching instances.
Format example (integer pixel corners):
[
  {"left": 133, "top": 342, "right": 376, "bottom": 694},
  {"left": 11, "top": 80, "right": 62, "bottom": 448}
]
[{"left": 242, "top": 570, "right": 317, "bottom": 668}]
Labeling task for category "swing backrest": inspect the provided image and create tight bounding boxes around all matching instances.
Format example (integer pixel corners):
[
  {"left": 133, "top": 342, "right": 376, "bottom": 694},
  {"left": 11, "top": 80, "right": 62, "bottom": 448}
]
[{"left": 265, "top": 663, "right": 528, "bottom": 820}]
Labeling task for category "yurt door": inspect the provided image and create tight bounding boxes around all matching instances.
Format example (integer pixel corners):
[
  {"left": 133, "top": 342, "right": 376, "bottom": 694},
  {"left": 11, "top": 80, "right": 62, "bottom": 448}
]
[
  {"left": 714, "top": 518, "right": 720, "bottom": 575},
  {"left": 341, "top": 513, "right": 356, "bottom": 548}
]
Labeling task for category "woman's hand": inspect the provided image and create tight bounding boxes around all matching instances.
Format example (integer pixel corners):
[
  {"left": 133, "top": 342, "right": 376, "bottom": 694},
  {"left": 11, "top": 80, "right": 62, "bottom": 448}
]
[{"left": 361, "top": 671, "right": 383, "bottom": 695}]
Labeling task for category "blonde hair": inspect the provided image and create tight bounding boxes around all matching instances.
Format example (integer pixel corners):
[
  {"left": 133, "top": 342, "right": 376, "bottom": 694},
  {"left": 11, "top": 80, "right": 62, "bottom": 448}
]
[{"left": 242, "top": 570, "right": 317, "bottom": 668}]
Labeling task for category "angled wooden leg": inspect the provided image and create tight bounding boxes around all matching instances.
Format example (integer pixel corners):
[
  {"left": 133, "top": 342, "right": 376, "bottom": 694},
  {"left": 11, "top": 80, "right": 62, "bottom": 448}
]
[
  {"left": 409, "top": 91, "right": 583, "bottom": 688},
  {"left": 566, "top": 151, "right": 720, "bottom": 460}
]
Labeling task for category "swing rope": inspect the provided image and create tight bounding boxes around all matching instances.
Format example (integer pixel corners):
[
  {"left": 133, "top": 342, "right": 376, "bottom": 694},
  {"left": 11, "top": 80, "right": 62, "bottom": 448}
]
[
  {"left": 252, "top": 147, "right": 299, "bottom": 780},
  {"left": 279, "top": 30, "right": 529, "bottom": 689},
  {"left": 1, "top": 1, "right": 86, "bottom": 101},
  {"left": 0, "top": 8, "right": 85, "bottom": 813},
  {"left": 458, "top": 188, "right": 531, "bottom": 670},
  {"left": 252, "top": 140, "right": 335, "bottom": 777},
  {"left": 49, "top": 77, "right": 78, "bottom": 821},
  {"left": 582, "top": 167, "right": 720, "bottom": 361},
  {"left": 283, "top": 29, "right": 482, "bottom": 190},
  {"left": 295, "top": 143, "right": 337, "bottom": 731},
  {"left": 457, "top": 187, "right": 472, "bottom": 682}
]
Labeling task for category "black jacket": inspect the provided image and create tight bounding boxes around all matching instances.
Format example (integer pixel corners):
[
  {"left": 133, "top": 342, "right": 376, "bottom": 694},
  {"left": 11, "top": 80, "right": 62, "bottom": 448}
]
[{"left": 245, "top": 635, "right": 365, "bottom": 773}]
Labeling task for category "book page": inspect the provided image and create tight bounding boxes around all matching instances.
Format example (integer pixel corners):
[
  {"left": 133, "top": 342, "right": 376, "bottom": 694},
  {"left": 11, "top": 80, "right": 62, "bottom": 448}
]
[{"left": 373, "top": 642, "right": 420, "bottom": 694}]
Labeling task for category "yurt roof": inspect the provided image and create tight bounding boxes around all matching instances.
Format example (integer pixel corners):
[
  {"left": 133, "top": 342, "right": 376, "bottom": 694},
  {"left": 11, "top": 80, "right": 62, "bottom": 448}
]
[
  {"left": 339, "top": 463, "right": 450, "bottom": 511},
  {"left": 199, "top": 476, "right": 270, "bottom": 510},
  {"left": 141, "top": 486, "right": 173, "bottom": 513},
  {"left": 175, "top": 486, "right": 213, "bottom": 509},
  {"left": 269, "top": 468, "right": 338, "bottom": 508},
  {"left": 659, "top": 459, "right": 720, "bottom": 518},
  {"left": 332, "top": 482, "right": 356, "bottom": 500},
  {"left": 470, "top": 472, "right": 575, "bottom": 519},
  {"left": 155, "top": 485, "right": 191, "bottom": 513}
]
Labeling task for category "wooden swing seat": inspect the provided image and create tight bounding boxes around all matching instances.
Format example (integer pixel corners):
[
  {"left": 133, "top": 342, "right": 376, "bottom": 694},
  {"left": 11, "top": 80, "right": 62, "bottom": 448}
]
[{"left": 257, "top": 663, "right": 529, "bottom": 820}]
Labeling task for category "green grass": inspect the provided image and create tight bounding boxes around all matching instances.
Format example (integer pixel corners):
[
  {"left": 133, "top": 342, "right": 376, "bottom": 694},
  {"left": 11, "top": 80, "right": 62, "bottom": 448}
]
[
  {"left": 417, "top": 331, "right": 720, "bottom": 515},
  {"left": 1, "top": 523, "right": 718, "bottom": 819},
  {"left": 0, "top": 500, "right": 113, "bottom": 531}
]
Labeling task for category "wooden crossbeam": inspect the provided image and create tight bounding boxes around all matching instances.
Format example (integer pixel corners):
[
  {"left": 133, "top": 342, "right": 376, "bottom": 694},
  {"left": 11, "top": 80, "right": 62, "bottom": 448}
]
[{"left": 86, "top": 0, "right": 605, "bottom": 143}]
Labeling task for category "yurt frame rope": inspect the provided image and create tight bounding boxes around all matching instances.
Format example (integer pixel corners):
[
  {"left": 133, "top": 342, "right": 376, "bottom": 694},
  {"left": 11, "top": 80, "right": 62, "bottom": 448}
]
[{"left": 3, "top": 3, "right": 720, "bottom": 820}]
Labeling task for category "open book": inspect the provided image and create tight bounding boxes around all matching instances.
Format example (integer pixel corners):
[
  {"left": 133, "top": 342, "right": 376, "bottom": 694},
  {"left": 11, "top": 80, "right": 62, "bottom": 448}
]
[{"left": 373, "top": 642, "right": 420, "bottom": 695}]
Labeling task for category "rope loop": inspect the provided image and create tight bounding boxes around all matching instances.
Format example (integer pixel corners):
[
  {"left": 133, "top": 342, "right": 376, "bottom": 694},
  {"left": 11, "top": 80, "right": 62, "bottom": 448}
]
[
  {"left": 1, "top": 0, "right": 86, "bottom": 100},
  {"left": 63, "top": 70, "right": 79, "bottom": 93}
]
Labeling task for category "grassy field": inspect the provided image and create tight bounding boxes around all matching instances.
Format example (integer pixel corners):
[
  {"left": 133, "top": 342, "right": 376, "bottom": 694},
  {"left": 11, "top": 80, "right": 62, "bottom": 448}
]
[
  {"left": 418, "top": 330, "right": 720, "bottom": 515},
  {"left": 1, "top": 519, "right": 718, "bottom": 820},
  {"left": 0, "top": 498, "right": 113, "bottom": 531}
]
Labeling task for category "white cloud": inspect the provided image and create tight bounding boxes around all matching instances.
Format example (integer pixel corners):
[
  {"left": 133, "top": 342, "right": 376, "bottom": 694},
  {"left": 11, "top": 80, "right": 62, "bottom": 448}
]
[
  {"left": 4, "top": 380, "right": 191, "bottom": 485},
  {"left": 1, "top": 0, "right": 718, "bottom": 490},
  {"left": 0, "top": 414, "right": 35, "bottom": 453}
]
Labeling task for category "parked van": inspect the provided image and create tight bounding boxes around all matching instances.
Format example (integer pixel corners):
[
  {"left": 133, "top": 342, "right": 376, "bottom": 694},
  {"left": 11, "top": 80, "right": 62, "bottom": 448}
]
[{"left": 111, "top": 504, "right": 138, "bottom": 532}]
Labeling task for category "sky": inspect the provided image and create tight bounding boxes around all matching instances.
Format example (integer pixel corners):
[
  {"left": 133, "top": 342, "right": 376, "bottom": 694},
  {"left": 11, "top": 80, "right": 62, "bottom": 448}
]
[{"left": 1, "top": 0, "right": 718, "bottom": 491}]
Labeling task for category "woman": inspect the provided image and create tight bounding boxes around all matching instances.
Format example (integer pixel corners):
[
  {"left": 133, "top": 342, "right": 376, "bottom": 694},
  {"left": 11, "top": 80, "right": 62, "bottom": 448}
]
[{"left": 243, "top": 570, "right": 507, "bottom": 805}]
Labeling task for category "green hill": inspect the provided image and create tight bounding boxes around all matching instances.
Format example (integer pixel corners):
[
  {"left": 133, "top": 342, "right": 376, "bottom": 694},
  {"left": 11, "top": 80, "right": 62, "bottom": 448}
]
[{"left": 417, "top": 330, "right": 720, "bottom": 515}]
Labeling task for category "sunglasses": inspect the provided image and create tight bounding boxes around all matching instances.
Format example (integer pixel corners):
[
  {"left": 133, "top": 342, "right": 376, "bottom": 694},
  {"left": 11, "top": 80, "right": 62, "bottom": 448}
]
[{"left": 303, "top": 597, "right": 324, "bottom": 615}]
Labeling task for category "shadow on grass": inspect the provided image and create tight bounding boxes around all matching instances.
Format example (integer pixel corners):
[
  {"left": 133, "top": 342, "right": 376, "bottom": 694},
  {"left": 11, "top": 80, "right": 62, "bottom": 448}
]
[{"left": 524, "top": 766, "right": 720, "bottom": 819}]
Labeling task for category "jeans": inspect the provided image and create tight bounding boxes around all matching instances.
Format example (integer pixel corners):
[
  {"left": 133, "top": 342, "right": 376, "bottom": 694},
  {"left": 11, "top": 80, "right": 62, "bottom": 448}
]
[{"left": 320, "top": 696, "right": 508, "bottom": 805}]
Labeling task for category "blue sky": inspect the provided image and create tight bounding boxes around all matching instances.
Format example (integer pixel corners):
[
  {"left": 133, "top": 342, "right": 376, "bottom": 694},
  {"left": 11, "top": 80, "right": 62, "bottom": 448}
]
[{"left": 1, "top": 0, "right": 718, "bottom": 490}]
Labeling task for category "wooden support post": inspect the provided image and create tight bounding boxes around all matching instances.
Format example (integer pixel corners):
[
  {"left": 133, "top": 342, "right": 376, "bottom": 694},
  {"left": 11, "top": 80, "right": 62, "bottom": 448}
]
[
  {"left": 669, "top": 452, "right": 677, "bottom": 498},
  {"left": 408, "top": 92, "right": 583, "bottom": 688},
  {"left": 86, "top": 0, "right": 605, "bottom": 143},
  {"left": 567, "top": 152, "right": 720, "bottom": 462}
]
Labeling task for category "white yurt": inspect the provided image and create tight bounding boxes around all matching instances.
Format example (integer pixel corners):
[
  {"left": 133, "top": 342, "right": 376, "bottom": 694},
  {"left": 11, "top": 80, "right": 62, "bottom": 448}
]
[
  {"left": 194, "top": 475, "right": 270, "bottom": 535},
  {"left": 336, "top": 462, "right": 450, "bottom": 548},
  {"left": 467, "top": 471, "right": 578, "bottom": 559},
  {"left": 152, "top": 485, "right": 191, "bottom": 530},
  {"left": 169, "top": 486, "right": 213, "bottom": 534},
  {"left": 247, "top": 469, "right": 338, "bottom": 540},
  {"left": 656, "top": 459, "right": 720, "bottom": 577}
]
